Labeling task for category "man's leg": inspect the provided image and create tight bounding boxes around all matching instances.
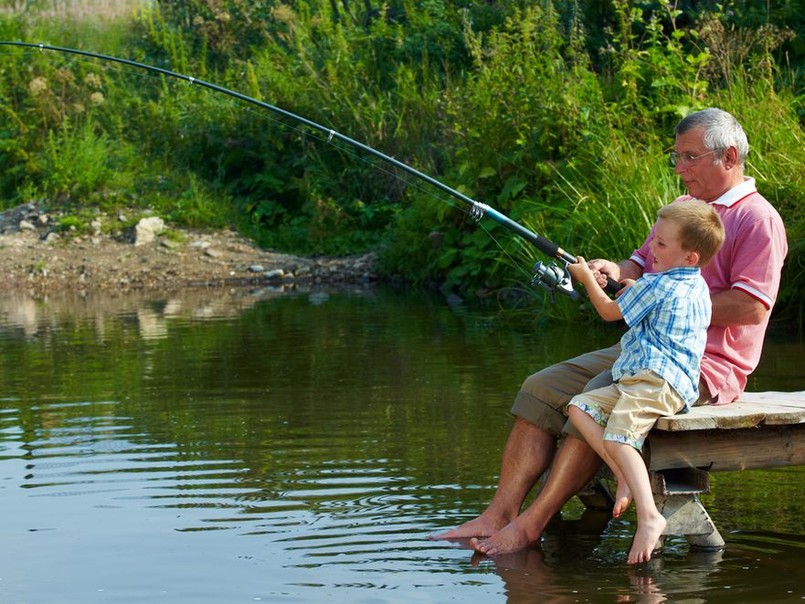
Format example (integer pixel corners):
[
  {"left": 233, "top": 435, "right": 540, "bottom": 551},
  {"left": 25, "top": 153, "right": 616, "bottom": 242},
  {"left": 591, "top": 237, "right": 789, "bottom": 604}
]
[
  {"left": 467, "top": 348, "right": 621, "bottom": 555},
  {"left": 470, "top": 434, "right": 601, "bottom": 555},
  {"left": 430, "top": 416, "right": 557, "bottom": 540},
  {"left": 431, "top": 345, "right": 620, "bottom": 542}
]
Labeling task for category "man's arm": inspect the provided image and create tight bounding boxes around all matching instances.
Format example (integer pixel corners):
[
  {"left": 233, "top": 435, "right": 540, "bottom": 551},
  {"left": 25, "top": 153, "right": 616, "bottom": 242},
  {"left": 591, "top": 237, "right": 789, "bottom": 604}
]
[
  {"left": 710, "top": 288, "right": 769, "bottom": 326},
  {"left": 592, "top": 258, "right": 767, "bottom": 326},
  {"left": 617, "top": 259, "right": 644, "bottom": 282}
]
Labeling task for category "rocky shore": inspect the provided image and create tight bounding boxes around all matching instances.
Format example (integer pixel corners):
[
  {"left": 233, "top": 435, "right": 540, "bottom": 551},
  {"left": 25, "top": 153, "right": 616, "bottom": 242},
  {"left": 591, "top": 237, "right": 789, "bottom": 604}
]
[{"left": 0, "top": 203, "right": 380, "bottom": 296}]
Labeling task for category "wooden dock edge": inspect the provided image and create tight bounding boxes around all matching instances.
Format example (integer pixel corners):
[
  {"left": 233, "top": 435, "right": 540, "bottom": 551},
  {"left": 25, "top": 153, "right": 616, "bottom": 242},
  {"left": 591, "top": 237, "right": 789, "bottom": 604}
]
[{"left": 577, "top": 391, "right": 805, "bottom": 553}]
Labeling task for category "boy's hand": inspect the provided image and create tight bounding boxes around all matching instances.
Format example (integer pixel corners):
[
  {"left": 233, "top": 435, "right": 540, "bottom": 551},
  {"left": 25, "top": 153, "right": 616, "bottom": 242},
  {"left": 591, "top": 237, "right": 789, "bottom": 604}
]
[
  {"left": 566, "top": 256, "right": 592, "bottom": 282},
  {"left": 567, "top": 256, "right": 602, "bottom": 291},
  {"left": 567, "top": 256, "right": 607, "bottom": 290},
  {"left": 568, "top": 256, "right": 625, "bottom": 322}
]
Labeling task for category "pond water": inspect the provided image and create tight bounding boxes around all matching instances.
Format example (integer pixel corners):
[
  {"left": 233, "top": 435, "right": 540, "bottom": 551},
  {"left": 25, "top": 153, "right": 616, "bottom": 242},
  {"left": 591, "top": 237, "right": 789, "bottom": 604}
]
[{"left": 0, "top": 285, "right": 802, "bottom": 603}]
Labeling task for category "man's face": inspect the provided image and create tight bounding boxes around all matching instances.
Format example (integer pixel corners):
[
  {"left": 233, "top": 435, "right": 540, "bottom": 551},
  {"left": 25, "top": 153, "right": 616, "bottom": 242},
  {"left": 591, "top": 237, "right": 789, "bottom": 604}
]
[{"left": 673, "top": 127, "right": 728, "bottom": 202}]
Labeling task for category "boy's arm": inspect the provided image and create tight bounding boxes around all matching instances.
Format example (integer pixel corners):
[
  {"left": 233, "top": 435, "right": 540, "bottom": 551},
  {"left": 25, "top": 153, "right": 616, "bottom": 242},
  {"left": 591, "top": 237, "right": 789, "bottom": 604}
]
[
  {"left": 584, "top": 279, "right": 624, "bottom": 322},
  {"left": 567, "top": 258, "right": 624, "bottom": 322}
]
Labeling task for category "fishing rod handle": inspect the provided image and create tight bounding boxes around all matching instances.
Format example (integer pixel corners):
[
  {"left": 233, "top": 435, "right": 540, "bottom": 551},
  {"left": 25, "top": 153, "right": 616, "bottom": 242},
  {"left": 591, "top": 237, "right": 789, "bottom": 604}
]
[{"left": 604, "top": 276, "right": 623, "bottom": 295}]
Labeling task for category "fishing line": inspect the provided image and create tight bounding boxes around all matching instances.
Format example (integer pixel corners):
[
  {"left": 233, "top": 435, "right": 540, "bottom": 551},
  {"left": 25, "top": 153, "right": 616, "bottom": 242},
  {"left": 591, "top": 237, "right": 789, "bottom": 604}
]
[
  {"left": 228, "top": 101, "right": 525, "bottom": 270},
  {"left": 7, "top": 42, "right": 535, "bottom": 280},
  {"left": 229, "top": 102, "right": 532, "bottom": 280},
  {"left": 1, "top": 41, "right": 620, "bottom": 298},
  {"left": 232, "top": 107, "right": 528, "bottom": 271},
  {"left": 17, "top": 46, "right": 464, "bottom": 215}
]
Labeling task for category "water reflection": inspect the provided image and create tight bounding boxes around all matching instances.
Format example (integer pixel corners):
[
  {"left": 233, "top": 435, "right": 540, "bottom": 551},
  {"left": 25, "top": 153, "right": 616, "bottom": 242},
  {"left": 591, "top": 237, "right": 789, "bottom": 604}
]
[
  {"left": 0, "top": 286, "right": 360, "bottom": 340},
  {"left": 470, "top": 528, "right": 805, "bottom": 603},
  {"left": 0, "top": 287, "right": 802, "bottom": 603}
]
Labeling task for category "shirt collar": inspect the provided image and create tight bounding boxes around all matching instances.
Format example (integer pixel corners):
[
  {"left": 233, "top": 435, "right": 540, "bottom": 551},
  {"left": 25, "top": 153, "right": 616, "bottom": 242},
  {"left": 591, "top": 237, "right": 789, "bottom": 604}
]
[
  {"left": 696, "top": 177, "right": 756, "bottom": 207},
  {"left": 664, "top": 266, "right": 701, "bottom": 276}
]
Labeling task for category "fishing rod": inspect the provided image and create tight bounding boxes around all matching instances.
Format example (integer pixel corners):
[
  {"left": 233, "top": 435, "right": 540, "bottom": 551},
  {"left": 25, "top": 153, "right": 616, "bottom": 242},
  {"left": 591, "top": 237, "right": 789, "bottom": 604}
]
[{"left": 1, "top": 41, "right": 621, "bottom": 301}]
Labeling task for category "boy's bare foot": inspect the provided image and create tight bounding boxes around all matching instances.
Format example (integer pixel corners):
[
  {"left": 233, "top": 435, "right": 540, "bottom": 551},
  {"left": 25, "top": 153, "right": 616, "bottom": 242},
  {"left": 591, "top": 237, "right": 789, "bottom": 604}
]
[
  {"left": 613, "top": 482, "right": 633, "bottom": 518},
  {"left": 628, "top": 513, "right": 667, "bottom": 564},
  {"left": 469, "top": 520, "right": 538, "bottom": 556},
  {"left": 430, "top": 512, "right": 509, "bottom": 541}
]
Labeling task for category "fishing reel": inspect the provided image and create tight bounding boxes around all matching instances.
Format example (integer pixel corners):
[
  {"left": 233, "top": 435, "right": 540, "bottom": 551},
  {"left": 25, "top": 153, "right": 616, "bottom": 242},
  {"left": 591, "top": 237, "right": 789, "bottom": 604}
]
[{"left": 532, "top": 261, "right": 580, "bottom": 302}]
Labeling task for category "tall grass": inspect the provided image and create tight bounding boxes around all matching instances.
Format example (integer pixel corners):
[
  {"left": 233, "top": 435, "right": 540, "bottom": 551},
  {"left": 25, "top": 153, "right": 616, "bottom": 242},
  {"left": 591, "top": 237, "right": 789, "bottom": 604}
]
[
  {"left": 0, "top": 0, "right": 803, "bottom": 323},
  {"left": 0, "top": 0, "right": 148, "bottom": 20}
]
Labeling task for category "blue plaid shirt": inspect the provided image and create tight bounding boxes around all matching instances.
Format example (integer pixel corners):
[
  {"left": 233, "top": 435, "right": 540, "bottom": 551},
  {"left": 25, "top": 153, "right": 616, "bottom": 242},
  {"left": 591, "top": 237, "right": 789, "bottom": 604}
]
[{"left": 613, "top": 266, "right": 711, "bottom": 408}]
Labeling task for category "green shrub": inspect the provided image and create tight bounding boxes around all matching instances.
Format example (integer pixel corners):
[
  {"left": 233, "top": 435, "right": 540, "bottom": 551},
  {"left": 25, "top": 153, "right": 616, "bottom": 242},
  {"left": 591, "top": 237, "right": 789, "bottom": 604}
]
[{"left": 0, "top": 0, "right": 802, "bottom": 324}]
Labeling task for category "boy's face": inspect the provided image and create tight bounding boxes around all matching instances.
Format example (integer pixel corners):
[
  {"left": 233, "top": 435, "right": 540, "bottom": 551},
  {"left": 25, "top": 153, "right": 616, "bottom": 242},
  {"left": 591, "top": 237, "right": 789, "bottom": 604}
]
[{"left": 648, "top": 218, "right": 697, "bottom": 272}]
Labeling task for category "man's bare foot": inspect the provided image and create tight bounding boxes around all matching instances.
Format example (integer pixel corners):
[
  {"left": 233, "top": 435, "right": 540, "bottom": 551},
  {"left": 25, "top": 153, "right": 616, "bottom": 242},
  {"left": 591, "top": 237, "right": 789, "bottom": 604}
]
[
  {"left": 469, "top": 520, "right": 538, "bottom": 556},
  {"left": 430, "top": 512, "right": 509, "bottom": 541},
  {"left": 613, "top": 481, "right": 632, "bottom": 518},
  {"left": 628, "top": 513, "right": 666, "bottom": 564}
]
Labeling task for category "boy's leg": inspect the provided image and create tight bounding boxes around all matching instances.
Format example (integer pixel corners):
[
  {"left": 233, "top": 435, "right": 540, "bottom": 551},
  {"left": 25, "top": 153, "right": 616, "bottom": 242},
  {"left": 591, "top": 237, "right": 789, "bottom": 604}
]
[
  {"left": 604, "top": 441, "right": 666, "bottom": 565},
  {"left": 604, "top": 371, "right": 686, "bottom": 564},
  {"left": 568, "top": 385, "right": 631, "bottom": 516},
  {"left": 567, "top": 405, "right": 608, "bottom": 464}
]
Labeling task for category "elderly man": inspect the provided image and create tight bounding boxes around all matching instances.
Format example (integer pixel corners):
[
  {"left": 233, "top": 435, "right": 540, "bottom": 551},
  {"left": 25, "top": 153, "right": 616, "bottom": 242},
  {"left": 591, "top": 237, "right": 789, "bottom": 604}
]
[{"left": 432, "top": 107, "right": 788, "bottom": 556}]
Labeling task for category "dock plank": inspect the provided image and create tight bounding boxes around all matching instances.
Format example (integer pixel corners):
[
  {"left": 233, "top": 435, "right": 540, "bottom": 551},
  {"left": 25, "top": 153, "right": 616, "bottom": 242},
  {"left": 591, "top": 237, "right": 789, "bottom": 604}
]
[
  {"left": 655, "top": 391, "right": 805, "bottom": 431},
  {"left": 582, "top": 390, "right": 805, "bottom": 550},
  {"left": 647, "top": 424, "right": 805, "bottom": 471}
]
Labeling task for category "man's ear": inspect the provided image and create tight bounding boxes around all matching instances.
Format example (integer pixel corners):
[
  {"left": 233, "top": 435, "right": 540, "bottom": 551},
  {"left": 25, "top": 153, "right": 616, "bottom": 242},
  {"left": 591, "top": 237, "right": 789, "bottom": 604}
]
[{"left": 722, "top": 146, "right": 739, "bottom": 169}]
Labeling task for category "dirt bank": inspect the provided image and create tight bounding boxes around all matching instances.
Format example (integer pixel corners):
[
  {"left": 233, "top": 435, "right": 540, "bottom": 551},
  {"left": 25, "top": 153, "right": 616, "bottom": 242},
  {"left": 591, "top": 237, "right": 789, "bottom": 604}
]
[{"left": 0, "top": 203, "right": 379, "bottom": 296}]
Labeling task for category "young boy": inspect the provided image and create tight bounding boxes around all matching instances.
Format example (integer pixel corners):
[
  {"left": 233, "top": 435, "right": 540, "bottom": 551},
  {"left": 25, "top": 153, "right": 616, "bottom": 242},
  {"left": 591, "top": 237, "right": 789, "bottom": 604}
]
[{"left": 566, "top": 201, "right": 725, "bottom": 565}]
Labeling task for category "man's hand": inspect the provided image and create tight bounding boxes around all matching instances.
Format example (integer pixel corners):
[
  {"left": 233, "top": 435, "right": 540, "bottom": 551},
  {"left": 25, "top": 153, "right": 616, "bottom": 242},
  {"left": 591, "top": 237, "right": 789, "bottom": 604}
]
[{"left": 588, "top": 259, "right": 620, "bottom": 289}]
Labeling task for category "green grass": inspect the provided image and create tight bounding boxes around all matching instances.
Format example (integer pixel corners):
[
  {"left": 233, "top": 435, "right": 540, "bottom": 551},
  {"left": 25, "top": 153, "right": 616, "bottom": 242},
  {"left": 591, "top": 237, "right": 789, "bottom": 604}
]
[{"left": 1, "top": 0, "right": 803, "bottom": 325}]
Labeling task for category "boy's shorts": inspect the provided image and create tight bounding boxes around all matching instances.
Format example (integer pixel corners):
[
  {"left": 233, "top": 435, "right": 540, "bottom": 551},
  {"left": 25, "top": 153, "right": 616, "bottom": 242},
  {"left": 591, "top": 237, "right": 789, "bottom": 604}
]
[{"left": 568, "top": 369, "right": 686, "bottom": 450}]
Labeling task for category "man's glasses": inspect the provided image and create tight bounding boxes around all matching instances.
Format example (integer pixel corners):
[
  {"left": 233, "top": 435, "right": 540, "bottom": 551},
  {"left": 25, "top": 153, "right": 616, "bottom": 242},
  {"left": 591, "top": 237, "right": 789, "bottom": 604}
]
[{"left": 669, "top": 150, "right": 716, "bottom": 166}]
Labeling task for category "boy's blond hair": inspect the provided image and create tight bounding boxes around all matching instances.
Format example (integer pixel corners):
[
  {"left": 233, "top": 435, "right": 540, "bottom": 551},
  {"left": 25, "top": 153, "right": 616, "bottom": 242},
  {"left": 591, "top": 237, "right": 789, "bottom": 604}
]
[{"left": 657, "top": 201, "right": 725, "bottom": 267}]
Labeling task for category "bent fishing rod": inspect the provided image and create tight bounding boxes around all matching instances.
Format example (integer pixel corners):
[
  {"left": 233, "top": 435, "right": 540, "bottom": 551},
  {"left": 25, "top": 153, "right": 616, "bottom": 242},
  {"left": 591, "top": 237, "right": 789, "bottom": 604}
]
[{"left": 1, "top": 41, "right": 621, "bottom": 301}]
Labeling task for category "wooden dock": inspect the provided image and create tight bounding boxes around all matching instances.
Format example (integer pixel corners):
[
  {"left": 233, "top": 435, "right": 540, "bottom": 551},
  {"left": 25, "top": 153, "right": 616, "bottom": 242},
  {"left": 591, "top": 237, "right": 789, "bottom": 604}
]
[{"left": 580, "top": 391, "right": 805, "bottom": 551}]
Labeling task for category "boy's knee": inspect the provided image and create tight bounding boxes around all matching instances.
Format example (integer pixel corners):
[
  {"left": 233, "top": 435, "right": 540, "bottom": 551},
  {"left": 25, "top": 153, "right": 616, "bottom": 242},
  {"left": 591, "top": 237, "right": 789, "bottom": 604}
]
[{"left": 603, "top": 439, "right": 622, "bottom": 457}]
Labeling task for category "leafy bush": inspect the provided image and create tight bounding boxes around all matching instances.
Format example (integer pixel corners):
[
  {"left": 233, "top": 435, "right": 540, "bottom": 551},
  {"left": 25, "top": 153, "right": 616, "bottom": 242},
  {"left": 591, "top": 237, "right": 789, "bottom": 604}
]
[{"left": 0, "top": 0, "right": 803, "bottom": 323}]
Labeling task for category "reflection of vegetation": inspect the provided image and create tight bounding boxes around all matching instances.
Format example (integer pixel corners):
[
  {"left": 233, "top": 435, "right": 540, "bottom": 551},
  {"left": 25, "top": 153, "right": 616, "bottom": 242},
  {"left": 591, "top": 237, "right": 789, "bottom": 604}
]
[
  {"left": 0, "top": 290, "right": 802, "bottom": 538},
  {"left": 0, "top": 289, "right": 619, "bottom": 493},
  {"left": 707, "top": 468, "right": 805, "bottom": 535}
]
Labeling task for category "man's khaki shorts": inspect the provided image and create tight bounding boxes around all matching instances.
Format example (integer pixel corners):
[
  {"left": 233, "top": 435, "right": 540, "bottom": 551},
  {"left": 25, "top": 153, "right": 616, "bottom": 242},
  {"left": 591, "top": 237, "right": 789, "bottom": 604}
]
[{"left": 511, "top": 345, "right": 620, "bottom": 439}]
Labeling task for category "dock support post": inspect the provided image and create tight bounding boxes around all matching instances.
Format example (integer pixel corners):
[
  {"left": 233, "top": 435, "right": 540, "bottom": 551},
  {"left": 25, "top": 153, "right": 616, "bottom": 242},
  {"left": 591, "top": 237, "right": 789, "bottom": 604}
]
[{"left": 652, "top": 469, "right": 726, "bottom": 551}]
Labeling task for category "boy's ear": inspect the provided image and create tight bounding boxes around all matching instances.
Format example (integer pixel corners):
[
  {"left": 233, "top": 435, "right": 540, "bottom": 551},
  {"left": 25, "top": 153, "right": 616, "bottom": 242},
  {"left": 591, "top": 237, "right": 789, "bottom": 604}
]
[{"left": 685, "top": 250, "right": 701, "bottom": 266}]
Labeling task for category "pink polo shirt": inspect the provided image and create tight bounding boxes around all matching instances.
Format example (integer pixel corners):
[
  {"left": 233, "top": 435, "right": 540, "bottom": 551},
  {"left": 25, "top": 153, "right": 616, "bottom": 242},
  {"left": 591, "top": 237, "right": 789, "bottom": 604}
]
[{"left": 629, "top": 178, "right": 788, "bottom": 404}]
